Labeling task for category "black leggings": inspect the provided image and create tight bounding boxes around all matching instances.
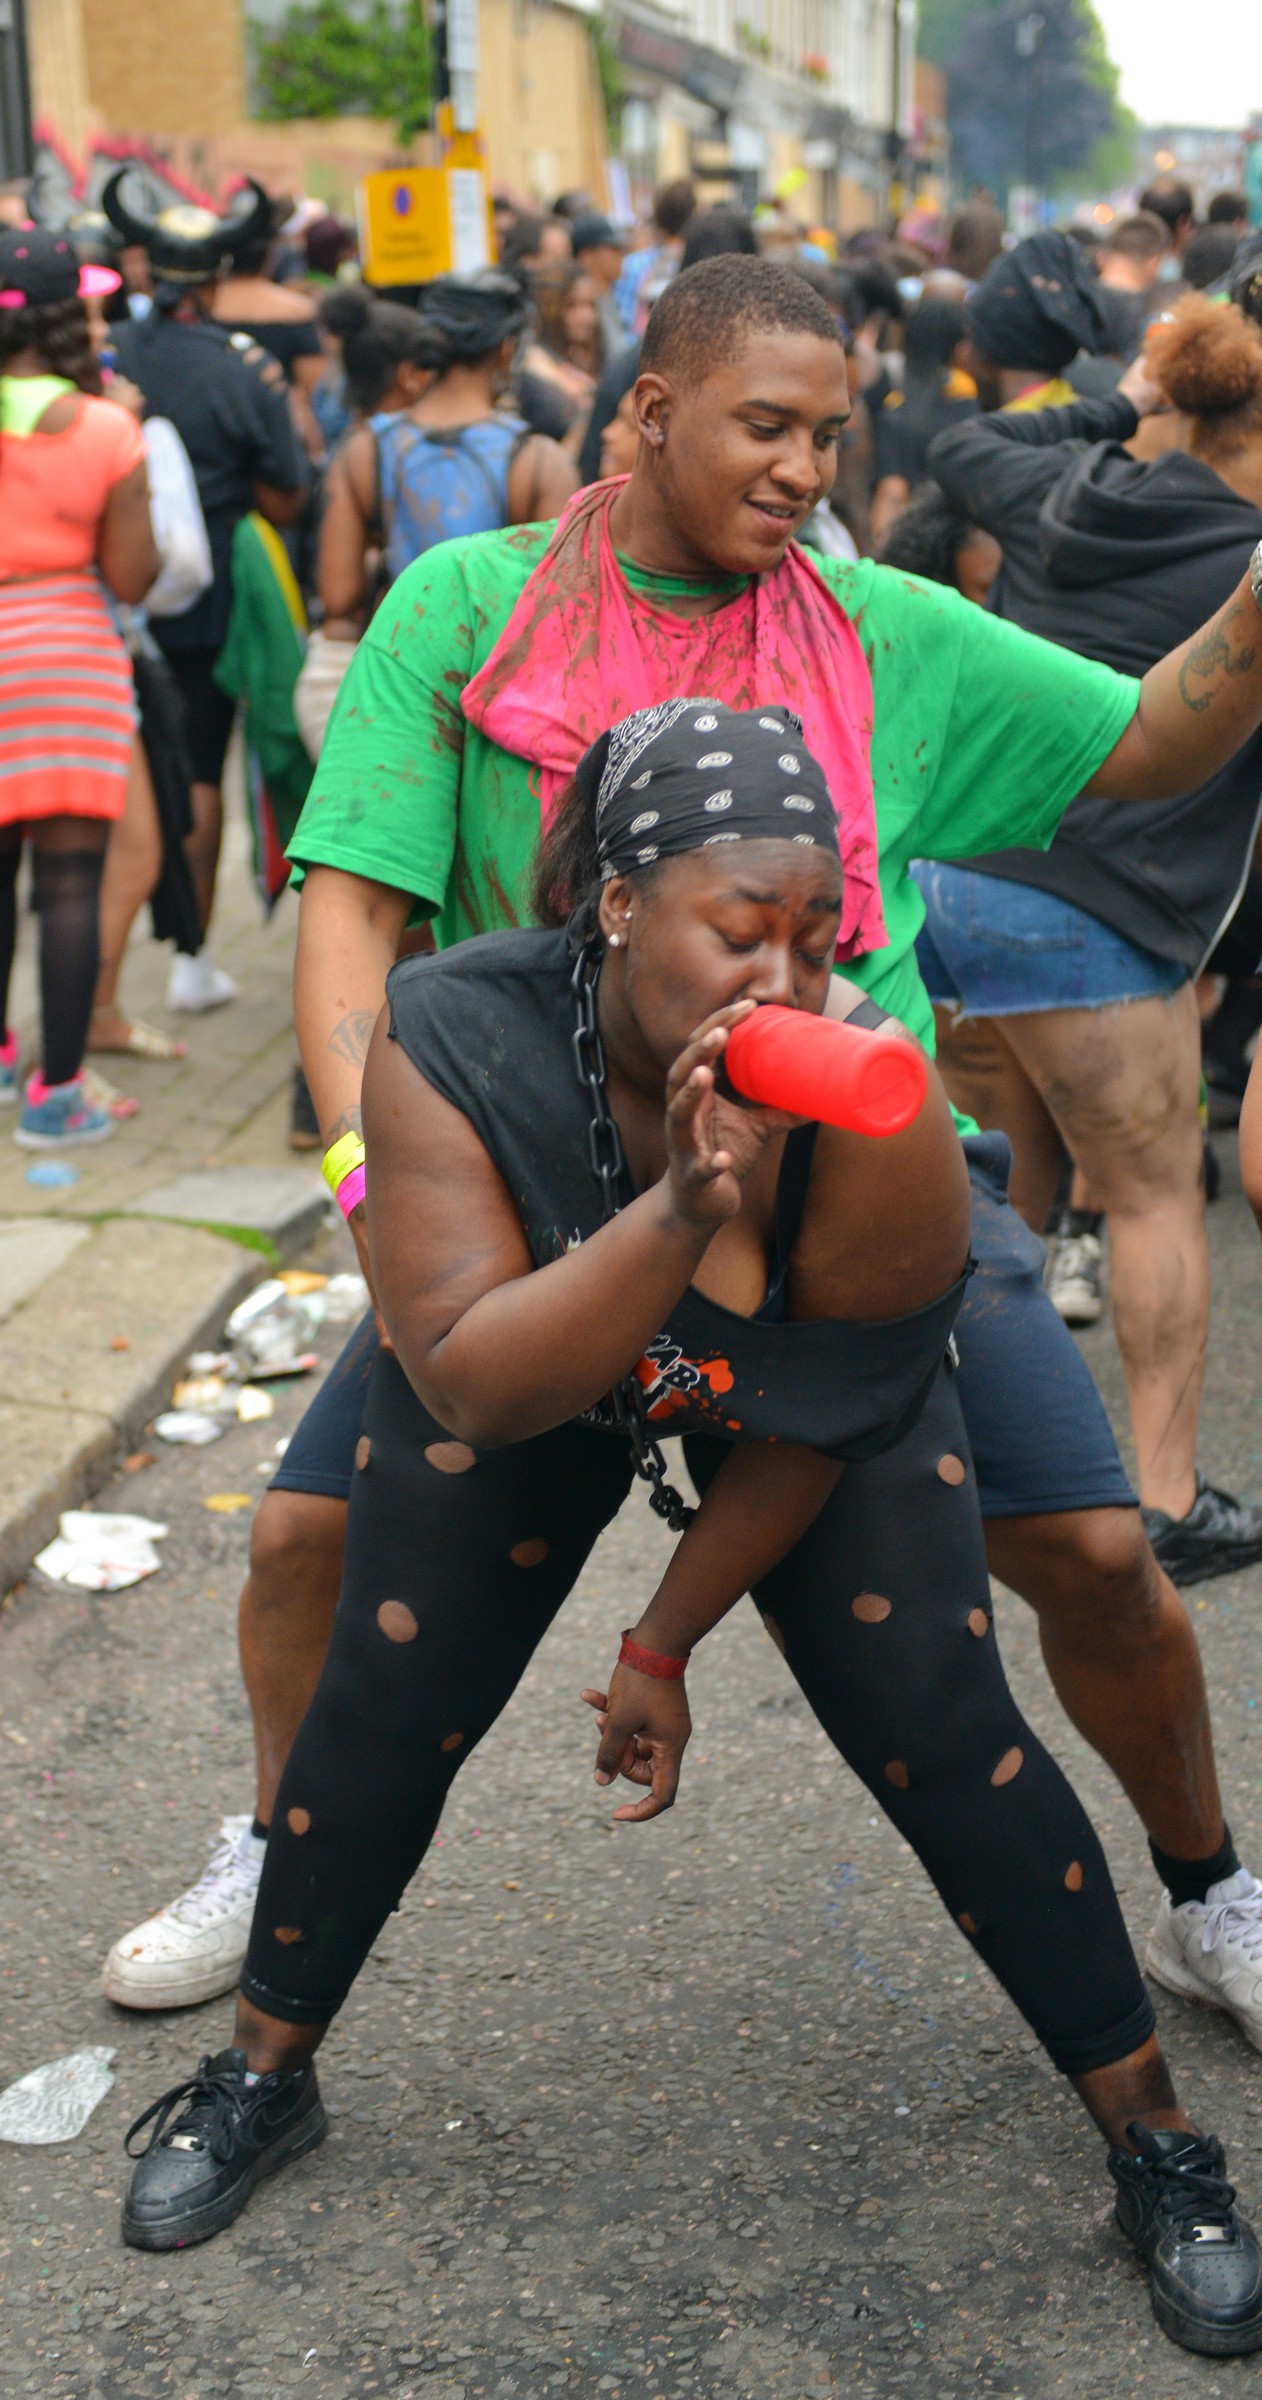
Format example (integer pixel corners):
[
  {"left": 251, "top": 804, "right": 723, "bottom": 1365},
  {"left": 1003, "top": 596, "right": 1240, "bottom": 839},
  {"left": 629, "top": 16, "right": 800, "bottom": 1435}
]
[
  {"left": 0, "top": 819, "right": 110, "bottom": 1085},
  {"left": 243, "top": 1352, "right": 1155, "bottom": 2080}
]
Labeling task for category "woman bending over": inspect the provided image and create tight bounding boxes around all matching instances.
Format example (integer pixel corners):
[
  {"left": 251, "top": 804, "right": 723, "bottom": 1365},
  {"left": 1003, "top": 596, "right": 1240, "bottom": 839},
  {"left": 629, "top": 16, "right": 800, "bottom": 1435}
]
[{"left": 121, "top": 702, "right": 1262, "bottom": 2358}]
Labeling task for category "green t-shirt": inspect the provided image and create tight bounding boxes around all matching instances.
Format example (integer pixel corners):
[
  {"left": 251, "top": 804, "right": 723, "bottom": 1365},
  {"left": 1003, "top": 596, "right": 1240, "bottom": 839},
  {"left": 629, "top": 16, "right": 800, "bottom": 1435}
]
[{"left": 292, "top": 525, "right": 1139, "bottom": 1059}]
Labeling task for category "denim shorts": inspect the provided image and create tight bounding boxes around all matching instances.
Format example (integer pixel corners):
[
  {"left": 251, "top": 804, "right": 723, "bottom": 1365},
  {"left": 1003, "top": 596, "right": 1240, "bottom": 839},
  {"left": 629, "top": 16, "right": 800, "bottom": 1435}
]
[
  {"left": 271, "top": 1310, "right": 378, "bottom": 1499},
  {"left": 954, "top": 1132, "right": 1134, "bottom": 1517},
  {"left": 913, "top": 861, "right": 1189, "bottom": 1017},
  {"left": 270, "top": 1136, "right": 1135, "bottom": 1522}
]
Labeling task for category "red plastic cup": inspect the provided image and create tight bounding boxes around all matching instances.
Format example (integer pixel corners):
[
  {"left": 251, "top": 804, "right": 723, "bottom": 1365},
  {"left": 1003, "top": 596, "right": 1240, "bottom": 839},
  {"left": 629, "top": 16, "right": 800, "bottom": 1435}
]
[{"left": 723, "top": 1004, "right": 928, "bottom": 1137}]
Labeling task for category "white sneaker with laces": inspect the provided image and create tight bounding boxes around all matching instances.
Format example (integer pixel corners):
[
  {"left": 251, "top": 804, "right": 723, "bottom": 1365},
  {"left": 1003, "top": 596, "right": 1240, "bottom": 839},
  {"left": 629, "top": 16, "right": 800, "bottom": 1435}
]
[
  {"left": 101, "top": 1815, "right": 265, "bottom": 2010},
  {"left": 166, "top": 953, "right": 238, "bottom": 1014},
  {"left": 1146, "top": 1867, "right": 1262, "bottom": 2051},
  {"left": 1047, "top": 1229, "right": 1103, "bottom": 1326}
]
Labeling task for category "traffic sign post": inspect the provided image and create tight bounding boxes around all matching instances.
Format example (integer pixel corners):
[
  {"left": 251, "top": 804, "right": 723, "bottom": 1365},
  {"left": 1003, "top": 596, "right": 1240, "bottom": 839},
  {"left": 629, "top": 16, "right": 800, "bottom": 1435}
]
[{"left": 357, "top": 162, "right": 492, "bottom": 285}]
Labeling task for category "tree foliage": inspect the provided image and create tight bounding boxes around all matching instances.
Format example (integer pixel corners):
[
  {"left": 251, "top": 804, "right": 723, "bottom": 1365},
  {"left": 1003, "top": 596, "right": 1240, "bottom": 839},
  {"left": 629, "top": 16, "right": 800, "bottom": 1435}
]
[
  {"left": 918, "top": 0, "right": 996, "bottom": 70},
  {"left": 920, "top": 0, "right": 1123, "bottom": 194},
  {"left": 249, "top": 0, "right": 431, "bottom": 138}
]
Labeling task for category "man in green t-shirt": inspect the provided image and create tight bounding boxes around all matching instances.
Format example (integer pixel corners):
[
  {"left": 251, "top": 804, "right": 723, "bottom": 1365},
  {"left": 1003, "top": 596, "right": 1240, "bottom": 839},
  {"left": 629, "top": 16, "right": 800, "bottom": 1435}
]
[{"left": 108, "top": 260, "right": 1262, "bottom": 2106}]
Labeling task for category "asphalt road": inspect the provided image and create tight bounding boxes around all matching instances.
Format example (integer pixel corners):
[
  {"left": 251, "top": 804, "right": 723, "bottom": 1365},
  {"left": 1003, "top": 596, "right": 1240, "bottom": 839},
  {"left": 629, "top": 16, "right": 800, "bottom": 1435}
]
[{"left": 3, "top": 1141, "right": 1262, "bottom": 2400}]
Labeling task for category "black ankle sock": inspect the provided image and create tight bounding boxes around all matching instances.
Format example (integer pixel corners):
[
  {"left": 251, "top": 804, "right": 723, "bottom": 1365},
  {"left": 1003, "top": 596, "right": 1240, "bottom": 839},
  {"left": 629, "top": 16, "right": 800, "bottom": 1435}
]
[
  {"left": 251, "top": 1817, "right": 269, "bottom": 1842},
  {"left": 1150, "top": 1823, "right": 1240, "bottom": 1908},
  {"left": 1058, "top": 1206, "right": 1103, "bottom": 1239}
]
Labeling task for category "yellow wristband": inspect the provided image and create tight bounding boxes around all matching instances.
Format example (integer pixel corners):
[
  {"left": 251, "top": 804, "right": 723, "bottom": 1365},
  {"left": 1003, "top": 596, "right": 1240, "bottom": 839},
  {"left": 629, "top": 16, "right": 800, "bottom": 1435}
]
[{"left": 321, "top": 1130, "right": 366, "bottom": 1199}]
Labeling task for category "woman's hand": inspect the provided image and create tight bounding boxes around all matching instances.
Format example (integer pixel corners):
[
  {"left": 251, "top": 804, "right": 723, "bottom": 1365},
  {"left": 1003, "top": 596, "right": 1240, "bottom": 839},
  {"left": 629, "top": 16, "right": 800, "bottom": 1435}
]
[
  {"left": 103, "top": 372, "right": 147, "bottom": 421},
  {"left": 581, "top": 1665, "right": 692, "bottom": 1823},
  {"left": 1117, "top": 346, "right": 1170, "bottom": 420},
  {"left": 663, "top": 1005, "right": 801, "bottom": 1231}
]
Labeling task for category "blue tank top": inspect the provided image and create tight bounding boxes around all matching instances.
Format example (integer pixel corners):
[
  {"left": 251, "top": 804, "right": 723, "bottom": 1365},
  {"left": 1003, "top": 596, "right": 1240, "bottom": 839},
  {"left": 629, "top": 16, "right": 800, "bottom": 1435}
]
[{"left": 370, "top": 410, "right": 528, "bottom": 585}]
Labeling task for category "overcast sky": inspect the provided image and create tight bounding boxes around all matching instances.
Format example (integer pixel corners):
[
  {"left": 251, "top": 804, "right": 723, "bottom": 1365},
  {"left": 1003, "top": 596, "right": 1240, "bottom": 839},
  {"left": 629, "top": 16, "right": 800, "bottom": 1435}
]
[{"left": 1091, "top": 0, "right": 1262, "bottom": 130}]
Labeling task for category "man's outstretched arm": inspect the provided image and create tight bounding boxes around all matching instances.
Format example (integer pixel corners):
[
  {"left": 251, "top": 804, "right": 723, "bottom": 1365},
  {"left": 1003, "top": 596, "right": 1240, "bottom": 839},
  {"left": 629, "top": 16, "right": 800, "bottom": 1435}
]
[{"left": 1088, "top": 563, "right": 1262, "bottom": 801}]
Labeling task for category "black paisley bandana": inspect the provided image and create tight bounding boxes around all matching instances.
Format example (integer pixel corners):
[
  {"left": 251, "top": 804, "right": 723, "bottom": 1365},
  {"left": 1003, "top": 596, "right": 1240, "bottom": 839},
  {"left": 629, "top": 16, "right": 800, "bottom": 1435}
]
[{"left": 575, "top": 697, "right": 842, "bottom": 880}]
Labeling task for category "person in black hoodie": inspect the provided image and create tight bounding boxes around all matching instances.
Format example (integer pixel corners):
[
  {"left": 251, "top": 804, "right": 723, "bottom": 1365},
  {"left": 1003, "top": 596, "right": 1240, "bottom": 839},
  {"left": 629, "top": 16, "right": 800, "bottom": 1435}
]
[
  {"left": 920, "top": 296, "right": 1262, "bottom": 1590},
  {"left": 869, "top": 296, "right": 979, "bottom": 546}
]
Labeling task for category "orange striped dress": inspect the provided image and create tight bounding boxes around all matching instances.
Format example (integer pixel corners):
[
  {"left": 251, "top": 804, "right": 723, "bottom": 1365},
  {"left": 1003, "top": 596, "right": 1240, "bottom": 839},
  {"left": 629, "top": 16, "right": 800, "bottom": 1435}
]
[{"left": 0, "top": 389, "right": 146, "bottom": 823}]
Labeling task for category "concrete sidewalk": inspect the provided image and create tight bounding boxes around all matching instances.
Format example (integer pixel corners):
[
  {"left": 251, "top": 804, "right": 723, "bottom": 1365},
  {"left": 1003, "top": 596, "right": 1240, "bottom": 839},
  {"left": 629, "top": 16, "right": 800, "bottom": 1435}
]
[{"left": 0, "top": 816, "right": 326, "bottom": 1593}]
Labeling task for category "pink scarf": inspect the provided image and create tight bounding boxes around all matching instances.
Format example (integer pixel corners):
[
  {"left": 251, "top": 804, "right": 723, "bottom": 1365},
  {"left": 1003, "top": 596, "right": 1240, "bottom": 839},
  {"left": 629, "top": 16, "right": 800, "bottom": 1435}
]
[{"left": 461, "top": 479, "right": 886, "bottom": 962}]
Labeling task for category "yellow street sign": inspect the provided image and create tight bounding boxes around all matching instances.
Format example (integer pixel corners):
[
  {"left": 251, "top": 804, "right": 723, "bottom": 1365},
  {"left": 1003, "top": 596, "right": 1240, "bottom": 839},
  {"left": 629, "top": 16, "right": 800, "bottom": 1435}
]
[{"left": 358, "top": 168, "right": 458, "bottom": 285}]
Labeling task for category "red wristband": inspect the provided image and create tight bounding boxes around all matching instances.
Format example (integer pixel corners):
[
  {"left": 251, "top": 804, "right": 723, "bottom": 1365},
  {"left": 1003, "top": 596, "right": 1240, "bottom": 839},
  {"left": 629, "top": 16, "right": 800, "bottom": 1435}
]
[{"left": 619, "top": 1629, "right": 690, "bottom": 1680}]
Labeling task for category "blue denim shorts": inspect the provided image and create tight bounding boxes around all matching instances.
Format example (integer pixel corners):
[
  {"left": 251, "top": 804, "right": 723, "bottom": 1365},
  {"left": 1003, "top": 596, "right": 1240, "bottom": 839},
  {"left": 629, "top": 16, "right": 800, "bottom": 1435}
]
[
  {"left": 954, "top": 1133, "right": 1134, "bottom": 1517},
  {"left": 913, "top": 861, "right": 1188, "bottom": 1017},
  {"left": 271, "top": 1310, "right": 378, "bottom": 1500}
]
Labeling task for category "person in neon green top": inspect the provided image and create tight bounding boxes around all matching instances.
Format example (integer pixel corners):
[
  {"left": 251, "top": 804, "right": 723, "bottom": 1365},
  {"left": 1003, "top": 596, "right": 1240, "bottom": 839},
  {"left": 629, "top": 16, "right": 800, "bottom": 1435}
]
[
  {"left": 110, "top": 266, "right": 1262, "bottom": 2263},
  {"left": 295, "top": 521, "right": 1135, "bottom": 1067}
]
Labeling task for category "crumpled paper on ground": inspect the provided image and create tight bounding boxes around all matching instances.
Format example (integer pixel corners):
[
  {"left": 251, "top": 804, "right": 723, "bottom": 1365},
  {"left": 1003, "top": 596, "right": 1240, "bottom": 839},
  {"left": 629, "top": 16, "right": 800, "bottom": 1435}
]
[
  {"left": 154, "top": 1410, "right": 225, "bottom": 1446},
  {"left": 225, "top": 1279, "right": 325, "bottom": 1374},
  {"left": 34, "top": 1511, "right": 168, "bottom": 1591},
  {"left": 0, "top": 2047, "right": 115, "bottom": 2144}
]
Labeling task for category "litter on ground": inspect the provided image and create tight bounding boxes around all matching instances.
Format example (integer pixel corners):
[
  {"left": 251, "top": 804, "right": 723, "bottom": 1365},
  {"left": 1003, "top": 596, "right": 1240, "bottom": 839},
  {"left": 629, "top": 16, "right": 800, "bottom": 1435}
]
[
  {"left": 0, "top": 2049, "right": 116, "bottom": 2144},
  {"left": 34, "top": 1511, "right": 168, "bottom": 1592}
]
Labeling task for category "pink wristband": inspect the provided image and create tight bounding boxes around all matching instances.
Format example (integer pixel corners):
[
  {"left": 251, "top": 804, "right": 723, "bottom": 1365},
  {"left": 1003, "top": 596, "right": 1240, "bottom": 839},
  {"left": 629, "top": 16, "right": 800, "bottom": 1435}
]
[{"left": 336, "top": 1163, "right": 366, "bottom": 1221}]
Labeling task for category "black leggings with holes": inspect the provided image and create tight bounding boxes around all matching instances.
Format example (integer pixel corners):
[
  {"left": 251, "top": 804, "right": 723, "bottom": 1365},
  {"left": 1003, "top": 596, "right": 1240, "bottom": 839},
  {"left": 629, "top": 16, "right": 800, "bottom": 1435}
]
[
  {"left": 241, "top": 1350, "right": 1154, "bottom": 2079},
  {"left": 0, "top": 819, "right": 110, "bottom": 1085}
]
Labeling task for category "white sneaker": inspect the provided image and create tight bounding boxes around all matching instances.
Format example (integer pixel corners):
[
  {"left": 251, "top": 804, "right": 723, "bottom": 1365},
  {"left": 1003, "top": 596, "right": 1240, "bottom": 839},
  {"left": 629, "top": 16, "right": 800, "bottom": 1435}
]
[
  {"left": 1046, "top": 1229, "right": 1103, "bottom": 1326},
  {"left": 1146, "top": 1867, "right": 1262, "bottom": 2051},
  {"left": 101, "top": 1814, "right": 264, "bottom": 2010},
  {"left": 166, "top": 953, "right": 238, "bottom": 1014}
]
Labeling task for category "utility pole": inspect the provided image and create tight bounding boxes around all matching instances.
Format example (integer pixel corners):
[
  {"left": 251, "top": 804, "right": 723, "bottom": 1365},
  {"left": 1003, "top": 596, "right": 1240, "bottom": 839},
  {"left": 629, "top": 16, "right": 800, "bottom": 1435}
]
[
  {"left": 1015, "top": 10, "right": 1044, "bottom": 230},
  {"left": 0, "top": 0, "right": 33, "bottom": 186},
  {"left": 429, "top": 0, "right": 449, "bottom": 123},
  {"left": 428, "top": 0, "right": 478, "bottom": 139}
]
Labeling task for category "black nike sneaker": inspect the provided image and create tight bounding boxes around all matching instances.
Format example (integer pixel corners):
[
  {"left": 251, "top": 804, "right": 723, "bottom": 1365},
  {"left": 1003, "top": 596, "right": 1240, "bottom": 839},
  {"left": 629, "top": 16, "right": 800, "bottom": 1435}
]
[
  {"left": 1109, "top": 2123, "right": 1262, "bottom": 2355},
  {"left": 122, "top": 2047, "right": 327, "bottom": 2250},
  {"left": 1142, "top": 1473, "right": 1262, "bottom": 1588}
]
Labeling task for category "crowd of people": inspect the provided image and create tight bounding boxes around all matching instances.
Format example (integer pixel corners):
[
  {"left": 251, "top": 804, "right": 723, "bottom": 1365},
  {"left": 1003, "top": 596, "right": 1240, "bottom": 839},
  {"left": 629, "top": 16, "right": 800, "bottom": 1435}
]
[{"left": 6, "top": 151, "right": 1262, "bottom": 2358}]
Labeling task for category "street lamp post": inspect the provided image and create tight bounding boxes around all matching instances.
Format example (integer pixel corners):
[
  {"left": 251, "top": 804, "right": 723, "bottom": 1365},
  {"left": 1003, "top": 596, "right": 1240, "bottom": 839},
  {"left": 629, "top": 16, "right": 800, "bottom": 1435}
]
[
  {"left": 0, "top": 0, "right": 33, "bottom": 185},
  {"left": 1015, "top": 9, "right": 1044, "bottom": 229}
]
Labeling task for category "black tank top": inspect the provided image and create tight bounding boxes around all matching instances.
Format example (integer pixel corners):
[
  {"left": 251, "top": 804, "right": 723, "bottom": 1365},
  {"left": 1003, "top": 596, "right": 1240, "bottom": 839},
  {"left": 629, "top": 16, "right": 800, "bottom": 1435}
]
[{"left": 385, "top": 929, "right": 964, "bottom": 1462}]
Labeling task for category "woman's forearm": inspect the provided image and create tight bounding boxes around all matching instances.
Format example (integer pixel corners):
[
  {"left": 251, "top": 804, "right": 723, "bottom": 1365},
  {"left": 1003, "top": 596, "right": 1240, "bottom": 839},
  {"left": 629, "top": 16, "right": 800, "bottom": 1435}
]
[
  {"left": 631, "top": 1442, "right": 844, "bottom": 1657},
  {"left": 1089, "top": 571, "right": 1262, "bottom": 802},
  {"left": 406, "top": 1183, "right": 715, "bottom": 1446},
  {"left": 293, "top": 867, "right": 413, "bottom": 1149}
]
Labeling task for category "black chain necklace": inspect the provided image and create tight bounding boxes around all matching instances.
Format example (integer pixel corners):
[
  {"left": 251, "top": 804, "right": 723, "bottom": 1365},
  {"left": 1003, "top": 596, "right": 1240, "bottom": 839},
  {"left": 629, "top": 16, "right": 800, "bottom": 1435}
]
[{"left": 570, "top": 938, "right": 697, "bottom": 1533}]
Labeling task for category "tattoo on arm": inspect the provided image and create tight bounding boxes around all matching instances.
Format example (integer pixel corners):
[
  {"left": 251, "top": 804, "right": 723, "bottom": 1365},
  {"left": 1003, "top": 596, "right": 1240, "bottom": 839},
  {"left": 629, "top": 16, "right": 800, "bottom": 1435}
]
[
  {"left": 327, "top": 1010, "right": 377, "bottom": 1067},
  {"left": 324, "top": 1106, "right": 364, "bottom": 1145},
  {"left": 1178, "top": 601, "right": 1258, "bottom": 716}
]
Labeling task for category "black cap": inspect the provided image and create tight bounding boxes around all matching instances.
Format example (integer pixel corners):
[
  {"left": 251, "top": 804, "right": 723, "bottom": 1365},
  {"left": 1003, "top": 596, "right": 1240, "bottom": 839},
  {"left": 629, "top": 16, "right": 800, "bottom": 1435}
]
[
  {"left": 569, "top": 212, "right": 626, "bottom": 256},
  {"left": 965, "top": 231, "right": 1109, "bottom": 374},
  {"left": 0, "top": 227, "right": 89, "bottom": 309}
]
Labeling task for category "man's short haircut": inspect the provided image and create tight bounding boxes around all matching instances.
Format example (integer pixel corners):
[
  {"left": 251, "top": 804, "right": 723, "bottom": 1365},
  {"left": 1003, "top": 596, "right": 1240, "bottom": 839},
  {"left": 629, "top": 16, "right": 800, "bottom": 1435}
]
[
  {"left": 946, "top": 199, "right": 1004, "bottom": 283},
  {"left": 1104, "top": 211, "right": 1171, "bottom": 264},
  {"left": 501, "top": 213, "right": 571, "bottom": 270},
  {"left": 680, "top": 206, "right": 758, "bottom": 270},
  {"left": 1182, "top": 223, "right": 1242, "bottom": 291},
  {"left": 1139, "top": 177, "right": 1195, "bottom": 237},
  {"left": 640, "top": 254, "right": 844, "bottom": 390},
  {"left": 653, "top": 179, "right": 697, "bottom": 240},
  {"left": 1209, "top": 190, "right": 1248, "bottom": 226}
]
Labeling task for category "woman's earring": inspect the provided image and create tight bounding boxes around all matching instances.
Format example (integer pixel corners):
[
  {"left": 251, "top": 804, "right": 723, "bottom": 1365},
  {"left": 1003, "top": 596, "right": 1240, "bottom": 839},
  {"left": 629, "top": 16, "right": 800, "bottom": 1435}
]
[{"left": 608, "top": 933, "right": 620, "bottom": 948}]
